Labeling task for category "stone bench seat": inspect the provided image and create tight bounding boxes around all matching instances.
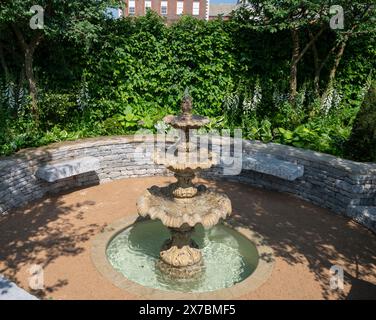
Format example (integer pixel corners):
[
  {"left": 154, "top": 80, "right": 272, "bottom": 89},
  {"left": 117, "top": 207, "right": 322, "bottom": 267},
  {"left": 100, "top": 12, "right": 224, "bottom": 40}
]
[
  {"left": 0, "top": 275, "right": 38, "bottom": 300},
  {"left": 35, "top": 156, "right": 100, "bottom": 182},
  {"left": 242, "top": 153, "right": 304, "bottom": 181}
]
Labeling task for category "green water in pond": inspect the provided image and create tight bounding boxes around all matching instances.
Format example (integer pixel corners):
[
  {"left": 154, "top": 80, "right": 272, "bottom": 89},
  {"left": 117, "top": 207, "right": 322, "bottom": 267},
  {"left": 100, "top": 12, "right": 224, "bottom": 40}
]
[{"left": 106, "top": 220, "right": 259, "bottom": 293}]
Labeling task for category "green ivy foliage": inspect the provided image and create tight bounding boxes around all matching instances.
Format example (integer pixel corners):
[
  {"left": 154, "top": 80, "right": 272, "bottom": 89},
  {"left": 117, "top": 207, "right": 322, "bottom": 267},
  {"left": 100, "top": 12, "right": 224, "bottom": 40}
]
[
  {"left": 85, "top": 13, "right": 235, "bottom": 120},
  {"left": 0, "top": 11, "right": 374, "bottom": 161}
]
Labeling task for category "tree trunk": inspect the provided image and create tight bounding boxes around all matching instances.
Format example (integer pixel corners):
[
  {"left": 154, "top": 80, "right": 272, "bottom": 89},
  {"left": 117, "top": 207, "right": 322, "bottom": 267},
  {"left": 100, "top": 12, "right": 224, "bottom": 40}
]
[
  {"left": 321, "top": 40, "right": 347, "bottom": 103},
  {"left": 12, "top": 25, "right": 43, "bottom": 121},
  {"left": 0, "top": 42, "right": 10, "bottom": 80},
  {"left": 17, "top": 64, "right": 25, "bottom": 108},
  {"left": 288, "top": 26, "right": 325, "bottom": 102},
  {"left": 328, "top": 41, "right": 346, "bottom": 89},
  {"left": 24, "top": 48, "right": 38, "bottom": 117},
  {"left": 313, "top": 69, "right": 321, "bottom": 97},
  {"left": 309, "top": 32, "right": 320, "bottom": 96},
  {"left": 289, "top": 28, "right": 300, "bottom": 103}
]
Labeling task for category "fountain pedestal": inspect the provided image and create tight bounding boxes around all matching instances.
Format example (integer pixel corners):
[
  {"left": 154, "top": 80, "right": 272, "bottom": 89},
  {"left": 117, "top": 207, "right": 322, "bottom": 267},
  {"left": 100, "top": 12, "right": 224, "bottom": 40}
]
[
  {"left": 160, "top": 225, "right": 201, "bottom": 267},
  {"left": 136, "top": 92, "right": 232, "bottom": 279},
  {"left": 157, "top": 225, "right": 204, "bottom": 278}
]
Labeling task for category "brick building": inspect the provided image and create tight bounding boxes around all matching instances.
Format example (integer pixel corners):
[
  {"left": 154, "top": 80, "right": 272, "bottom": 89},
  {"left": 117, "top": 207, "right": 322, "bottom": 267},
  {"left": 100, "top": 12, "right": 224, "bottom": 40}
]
[{"left": 122, "top": 0, "right": 210, "bottom": 21}]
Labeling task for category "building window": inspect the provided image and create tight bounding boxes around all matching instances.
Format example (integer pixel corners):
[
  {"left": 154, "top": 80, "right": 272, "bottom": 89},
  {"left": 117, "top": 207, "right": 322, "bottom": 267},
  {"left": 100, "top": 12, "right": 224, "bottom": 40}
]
[
  {"left": 128, "top": 0, "right": 135, "bottom": 15},
  {"left": 160, "top": 1, "right": 168, "bottom": 15},
  {"left": 177, "top": 1, "right": 184, "bottom": 15},
  {"left": 192, "top": 2, "right": 200, "bottom": 16},
  {"left": 145, "top": 0, "right": 152, "bottom": 13}
]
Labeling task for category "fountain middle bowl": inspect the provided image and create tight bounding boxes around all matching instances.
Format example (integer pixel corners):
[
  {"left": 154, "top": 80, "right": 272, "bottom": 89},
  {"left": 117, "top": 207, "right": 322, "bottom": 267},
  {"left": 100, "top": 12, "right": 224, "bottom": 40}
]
[{"left": 137, "top": 185, "right": 232, "bottom": 228}]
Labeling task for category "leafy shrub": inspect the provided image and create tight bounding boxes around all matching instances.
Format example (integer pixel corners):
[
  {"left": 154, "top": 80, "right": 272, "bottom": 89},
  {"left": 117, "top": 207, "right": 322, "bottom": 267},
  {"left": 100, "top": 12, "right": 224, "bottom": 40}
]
[
  {"left": 39, "top": 92, "right": 78, "bottom": 129},
  {"left": 345, "top": 81, "right": 376, "bottom": 162},
  {"left": 0, "top": 13, "right": 374, "bottom": 161}
]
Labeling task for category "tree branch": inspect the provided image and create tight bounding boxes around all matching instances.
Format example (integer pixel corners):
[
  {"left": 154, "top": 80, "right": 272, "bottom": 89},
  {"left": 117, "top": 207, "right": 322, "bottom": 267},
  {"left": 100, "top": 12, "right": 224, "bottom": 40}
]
[
  {"left": 0, "top": 42, "right": 9, "bottom": 79},
  {"left": 11, "top": 24, "right": 27, "bottom": 52},
  {"left": 296, "top": 24, "right": 326, "bottom": 63}
]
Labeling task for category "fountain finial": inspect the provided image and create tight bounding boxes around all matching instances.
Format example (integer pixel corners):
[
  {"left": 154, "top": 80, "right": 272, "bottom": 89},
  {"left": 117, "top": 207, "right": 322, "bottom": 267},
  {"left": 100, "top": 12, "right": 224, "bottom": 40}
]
[
  {"left": 163, "top": 89, "right": 210, "bottom": 129},
  {"left": 181, "top": 88, "right": 192, "bottom": 115}
]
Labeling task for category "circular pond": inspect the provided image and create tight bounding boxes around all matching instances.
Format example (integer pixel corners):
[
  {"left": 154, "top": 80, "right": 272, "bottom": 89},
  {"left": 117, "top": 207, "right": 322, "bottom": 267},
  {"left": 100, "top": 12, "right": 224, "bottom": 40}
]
[{"left": 106, "top": 220, "right": 259, "bottom": 293}]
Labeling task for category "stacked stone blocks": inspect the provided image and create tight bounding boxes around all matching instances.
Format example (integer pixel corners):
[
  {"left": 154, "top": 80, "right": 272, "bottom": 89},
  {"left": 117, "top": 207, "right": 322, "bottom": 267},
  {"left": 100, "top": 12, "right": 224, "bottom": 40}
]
[{"left": 0, "top": 136, "right": 375, "bottom": 232}]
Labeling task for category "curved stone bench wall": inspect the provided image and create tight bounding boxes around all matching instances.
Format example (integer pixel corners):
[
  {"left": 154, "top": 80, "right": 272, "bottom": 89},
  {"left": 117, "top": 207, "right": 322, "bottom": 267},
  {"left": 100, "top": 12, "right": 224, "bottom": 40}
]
[
  {"left": 214, "top": 140, "right": 376, "bottom": 232},
  {"left": 0, "top": 136, "right": 375, "bottom": 232},
  {"left": 0, "top": 136, "right": 170, "bottom": 215}
]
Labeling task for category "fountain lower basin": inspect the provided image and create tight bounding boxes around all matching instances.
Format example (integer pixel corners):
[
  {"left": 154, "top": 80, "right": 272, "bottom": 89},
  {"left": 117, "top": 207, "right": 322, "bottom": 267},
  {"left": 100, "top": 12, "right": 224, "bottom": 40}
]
[
  {"left": 106, "top": 220, "right": 259, "bottom": 293},
  {"left": 91, "top": 215, "right": 274, "bottom": 299}
]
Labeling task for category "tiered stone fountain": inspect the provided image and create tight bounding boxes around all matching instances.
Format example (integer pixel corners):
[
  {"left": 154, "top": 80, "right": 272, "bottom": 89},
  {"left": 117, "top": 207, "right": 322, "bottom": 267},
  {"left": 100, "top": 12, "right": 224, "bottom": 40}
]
[{"left": 137, "top": 93, "right": 232, "bottom": 279}]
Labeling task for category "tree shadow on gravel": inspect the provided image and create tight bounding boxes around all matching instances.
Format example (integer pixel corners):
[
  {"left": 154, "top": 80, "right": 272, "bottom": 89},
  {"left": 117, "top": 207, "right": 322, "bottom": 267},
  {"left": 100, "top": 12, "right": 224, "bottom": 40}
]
[
  {"left": 203, "top": 178, "right": 376, "bottom": 300},
  {"left": 0, "top": 195, "right": 101, "bottom": 299}
]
